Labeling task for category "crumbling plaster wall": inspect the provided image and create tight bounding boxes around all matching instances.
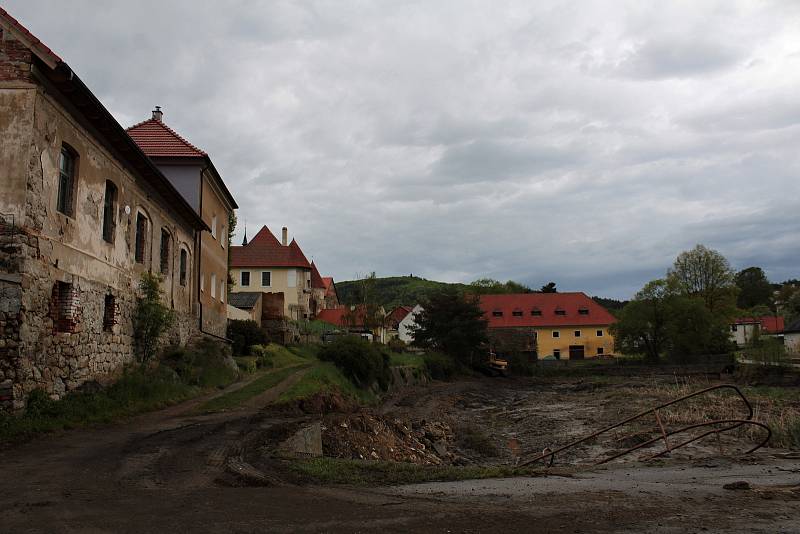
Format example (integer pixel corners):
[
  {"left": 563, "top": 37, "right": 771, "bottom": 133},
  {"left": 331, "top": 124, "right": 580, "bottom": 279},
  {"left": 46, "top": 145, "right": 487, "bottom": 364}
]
[{"left": 0, "top": 78, "right": 201, "bottom": 409}]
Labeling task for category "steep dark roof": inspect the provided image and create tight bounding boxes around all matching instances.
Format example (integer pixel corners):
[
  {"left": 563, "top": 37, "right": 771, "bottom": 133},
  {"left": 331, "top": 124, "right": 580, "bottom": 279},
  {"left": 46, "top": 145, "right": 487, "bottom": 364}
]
[
  {"left": 230, "top": 226, "right": 311, "bottom": 269},
  {"left": 228, "top": 292, "right": 261, "bottom": 310},
  {"left": 310, "top": 261, "right": 325, "bottom": 289},
  {"left": 0, "top": 8, "right": 206, "bottom": 231}
]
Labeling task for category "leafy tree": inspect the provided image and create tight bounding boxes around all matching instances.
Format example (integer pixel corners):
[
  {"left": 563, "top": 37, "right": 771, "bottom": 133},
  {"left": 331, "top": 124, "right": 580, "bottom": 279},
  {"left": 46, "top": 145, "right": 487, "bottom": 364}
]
[
  {"left": 611, "top": 279, "right": 674, "bottom": 363},
  {"left": 540, "top": 282, "right": 557, "bottom": 293},
  {"left": 735, "top": 267, "right": 773, "bottom": 310},
  {"left": 227, "top": 211, "right": 237, "bottom": 289},
  {"left": 227, "top": 319, "right": 267, "bottom": 356},
  {"left": 134, "top": 272, "right": 175, "bottom": 363},
  {"left": 469, "top": 278, "right": 532, "bottom": 295},
  {"left": 667, "top": 244, "right": 736, "bottom": 313},
  {"left": 410, "top": 287, "right": 489, "bottom": 368}
]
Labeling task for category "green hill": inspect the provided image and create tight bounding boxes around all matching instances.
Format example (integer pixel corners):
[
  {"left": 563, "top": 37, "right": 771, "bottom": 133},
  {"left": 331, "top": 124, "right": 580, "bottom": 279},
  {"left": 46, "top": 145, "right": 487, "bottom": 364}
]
[{"left": 336, "top": 275, "right": 628, "bottom": 312}]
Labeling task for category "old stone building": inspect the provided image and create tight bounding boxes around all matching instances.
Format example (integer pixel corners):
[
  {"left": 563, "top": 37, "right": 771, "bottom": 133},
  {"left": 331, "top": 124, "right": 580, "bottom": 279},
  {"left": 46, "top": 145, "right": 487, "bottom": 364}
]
[{"left": 0, "top": 9, "right": 207, "bottom": 409}]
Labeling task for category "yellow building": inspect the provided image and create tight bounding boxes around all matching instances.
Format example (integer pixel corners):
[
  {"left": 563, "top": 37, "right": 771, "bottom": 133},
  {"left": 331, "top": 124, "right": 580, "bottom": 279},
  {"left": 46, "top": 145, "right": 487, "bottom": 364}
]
[{"left": 480, "top": 293, "right": 616, "bottom": 360}]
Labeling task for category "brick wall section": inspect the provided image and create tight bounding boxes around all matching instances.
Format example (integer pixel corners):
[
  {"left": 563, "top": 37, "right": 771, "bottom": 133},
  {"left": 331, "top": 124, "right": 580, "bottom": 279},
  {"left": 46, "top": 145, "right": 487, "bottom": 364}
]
[
  {"left": 488, "top": 327, "right": 538, "bottom": 359},
  {"left": 0, "top": 28, "right": 34, "bottom": 83}
]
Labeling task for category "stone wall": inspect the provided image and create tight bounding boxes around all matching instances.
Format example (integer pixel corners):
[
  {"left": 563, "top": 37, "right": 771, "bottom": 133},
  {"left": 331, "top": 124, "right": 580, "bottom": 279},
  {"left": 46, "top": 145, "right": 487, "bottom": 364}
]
[{"left": 488, "top": 327, "right": 538, "bottom": 359}]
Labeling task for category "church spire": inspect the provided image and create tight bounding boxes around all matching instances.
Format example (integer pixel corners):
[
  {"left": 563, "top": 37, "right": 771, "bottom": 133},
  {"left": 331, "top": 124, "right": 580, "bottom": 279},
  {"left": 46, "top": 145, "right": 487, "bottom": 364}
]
[{"left": 242, "top": 223, "right": 248, "bottom": 246}]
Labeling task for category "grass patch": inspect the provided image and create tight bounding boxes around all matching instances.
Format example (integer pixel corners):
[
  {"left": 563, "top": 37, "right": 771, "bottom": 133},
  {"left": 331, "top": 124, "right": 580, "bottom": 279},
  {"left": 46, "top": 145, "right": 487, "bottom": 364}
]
[
  {"left": 457, "top": 425, "right": 500, "bottom": 457},
  {"left": 199, "top": 365, "right": 306, "bottom": 413},
  {"left": 277, "top": 362, "right": 377, "bottom": 405},
  {"left": 389, "top": 353, "right": 426, "bottom": 369},
  {"left": 287, "top": 457, "right": 555, "bottom": 486},
  {"left": 0, "top": 367, "right": 198, "bottom": 443}
]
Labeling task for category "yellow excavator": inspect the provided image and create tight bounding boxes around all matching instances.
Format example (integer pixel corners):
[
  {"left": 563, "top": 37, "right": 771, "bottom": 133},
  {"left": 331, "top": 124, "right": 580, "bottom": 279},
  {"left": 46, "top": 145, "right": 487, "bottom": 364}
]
[{"left": 486, "top": 349, "right": 508, "bottom": 376}]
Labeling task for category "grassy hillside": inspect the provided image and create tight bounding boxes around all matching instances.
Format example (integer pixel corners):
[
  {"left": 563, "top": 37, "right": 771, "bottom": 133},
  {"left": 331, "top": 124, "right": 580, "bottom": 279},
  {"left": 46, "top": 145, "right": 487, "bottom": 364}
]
[
  {"left": 336, "top": 276, "right": 470, "bottom": 310},
  {"left": 337, "top": 275, "right": 627, "bottom": 311}
]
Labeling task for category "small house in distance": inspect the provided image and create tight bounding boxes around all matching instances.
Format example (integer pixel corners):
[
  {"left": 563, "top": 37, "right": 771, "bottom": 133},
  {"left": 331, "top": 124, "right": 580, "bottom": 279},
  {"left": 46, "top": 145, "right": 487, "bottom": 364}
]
[
  {"left": 730, "top": 316, "right": 784, "bottom": 347},
  {"left": 784, "top": 319, "right": 800, "bottom": 354},
  {"left": 386, "top": 305, "right": 423, "bottom": 344},
  {"left": 479, "top": 293, "right": 616, "bottom": 360}
]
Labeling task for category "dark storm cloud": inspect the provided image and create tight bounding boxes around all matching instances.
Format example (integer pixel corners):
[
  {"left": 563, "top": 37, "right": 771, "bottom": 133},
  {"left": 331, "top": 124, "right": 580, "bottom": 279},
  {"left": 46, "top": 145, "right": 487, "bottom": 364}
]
[{"left": 5, "top": 0, "right": 799, "bottom": 297}]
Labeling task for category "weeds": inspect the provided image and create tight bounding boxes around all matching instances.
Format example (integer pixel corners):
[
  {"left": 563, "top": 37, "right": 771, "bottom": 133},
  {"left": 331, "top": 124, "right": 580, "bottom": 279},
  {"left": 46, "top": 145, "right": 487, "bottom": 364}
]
[{"left": 199, "top": 365, "right": 305, "bottom": 413}]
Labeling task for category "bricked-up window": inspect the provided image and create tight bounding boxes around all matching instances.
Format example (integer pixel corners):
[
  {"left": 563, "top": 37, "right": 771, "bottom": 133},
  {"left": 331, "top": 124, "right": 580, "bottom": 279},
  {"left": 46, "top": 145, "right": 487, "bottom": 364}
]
[
  {"left": 52, "top": 281, "right": 79, "bottom": 333},
  {"left": 103, "top": 293, "right": 116, "bottom": 331},
  {"left": 57, "top": 145, "right": 77, "bottom": 216},
  {"left": 135, "top": 213, "right": 148, "bottom": 263},
  {"left": 179, "top": 249, "right": 188, "bottom": 286},
  {"left": 102, "top": 181, "right": 117, "bottom": 243},
  {"left": 160, "top": 229, "right": 170, "bottom": 274}
]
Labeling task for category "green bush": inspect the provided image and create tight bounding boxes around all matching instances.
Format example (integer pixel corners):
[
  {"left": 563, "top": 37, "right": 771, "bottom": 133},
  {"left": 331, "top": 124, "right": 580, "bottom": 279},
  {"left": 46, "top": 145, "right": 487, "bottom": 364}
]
[
  {"left": 249, "top": 344, "right": 275, "bottom": 368},
  {"left": 162, "top": 339, "right": 237, "bottom": 389},
  {"left": 318, "top": 336, "right": 391, "bottom": 390},
  {"left": 507, "top": 352, "right": 534, "bottom": 376},
  {"left": 227, "top": 319, "right": 268, "bottom": 356},
  {"left": 134, "top": 272, "right": 175, "bottom": 362},
  {"left": 387, "top": 337, "right": 407, "bottom": 353},
  {"left": 424, "top": 352, "right": 456, "bottom": 380}
]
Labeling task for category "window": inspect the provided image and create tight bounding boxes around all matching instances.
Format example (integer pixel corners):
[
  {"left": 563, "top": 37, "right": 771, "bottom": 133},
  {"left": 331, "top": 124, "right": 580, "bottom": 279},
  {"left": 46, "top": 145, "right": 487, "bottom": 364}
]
[
  {"left": 160, "top": 229, "right": 170, "bottom": 274},
  {"left": 211, "top": 273, "right": 217, "bottom": 299},
  {"left": 220, "top": 281, "right": 225, "bottom": 303},
  {"left": 102, "top": 181, "right": 117, "bottom": 242},
  {"left": 553, "top": 349, "right": 561, "bottom": 358},
  {"left": 52, "top": 281, "right": 78, "bottom": 333},
  {"left": 512, "top": 310, "right": 523, "bottom": 317},
  {"left": 211, "top": 215, "right": 217, "bottom": 239},
  {"left": 221, "top": 226, "right": 226, "bottom": 248},
  {"left": 574, "top": 330, "right": 581, "bottom": 337},
  {"left": 731, "top": 325, "right": 738, "bottom": 332},
  {"left": 531, "top": 308, "right": 542, "bottom": 316},
  {"left": 200, "top": 272, "right": 205, "bottom": 292},
  {"left": 135, "top": 213, "right": 148, "bottom": 264},
  {"left": 552, "top": 331, "right": 560, "bottom": 338},
  {"left": 555, "top": 309, "right": 566, "bottom": 316},
  {"left": 596, "top": 329, "right": 603, "bottom": 337},
  {"left": 578, "top": 308, "right": 589, "bottom": 316},
  {"left": 241, "top": 271, "right": 250, "bottom": 286},
  {"left": 103, "top": 294, "right": 116, "bottom": 332},
  {"left": 261, "top": 271, "right": 271, "bottom": 286},
  {"left": 597, "top": 347, "right": 604, "bottom": 355},
  {"left": 492, "top": 310, "right": 503, "bottom": 317},
  {"left": 57, "top": 145, "right": 77, "bottom": 216},
  {"left": 179, "top": 249, "right": 188, "bottom": 286},
  {"left": 287, "top": 270, "right": 296, "bottom": 288}
]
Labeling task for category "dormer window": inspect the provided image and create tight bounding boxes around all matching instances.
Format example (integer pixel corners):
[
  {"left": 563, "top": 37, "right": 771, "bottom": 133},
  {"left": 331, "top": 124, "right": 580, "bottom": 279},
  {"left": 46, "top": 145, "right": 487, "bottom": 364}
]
[
  {"left": 512, "top": 309, "right": 523, "bottom": 317},
  {"left": 531, "top": 308, "right": 542, "bottom": 316},
  {"left": 578, "top": 308, "right": 589, "bottom": 315},
  {"left": 492, "top": 310, "right": 503, "bottom": 317},
  {"left": 555, "top": 308, "right": 566, "bottom": 316}
]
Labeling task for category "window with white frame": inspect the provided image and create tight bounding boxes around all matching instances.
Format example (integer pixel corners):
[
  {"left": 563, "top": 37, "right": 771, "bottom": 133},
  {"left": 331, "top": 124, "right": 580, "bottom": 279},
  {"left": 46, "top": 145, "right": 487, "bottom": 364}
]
[
  {"left": 211, "top": 214, "right": 217, "bottom": 239},
  {"left": 261, "top": 271, "right": 271, "bottom": 287},
  {"left": 211, "top": 273, "right": 217, "bottom": 299},
  {"left": 552, "top": 331, "right": 560, "bottom": 338}
]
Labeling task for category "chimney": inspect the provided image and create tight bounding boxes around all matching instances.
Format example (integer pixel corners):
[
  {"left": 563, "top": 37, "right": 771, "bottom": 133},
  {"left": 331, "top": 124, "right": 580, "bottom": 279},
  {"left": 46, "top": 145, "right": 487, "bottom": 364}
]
[
  {"left": 282, "top": 227, "right": 288, "bottom": 246},
  {"left": 152, "top": 106, "right": 163, "bottom": 121}
]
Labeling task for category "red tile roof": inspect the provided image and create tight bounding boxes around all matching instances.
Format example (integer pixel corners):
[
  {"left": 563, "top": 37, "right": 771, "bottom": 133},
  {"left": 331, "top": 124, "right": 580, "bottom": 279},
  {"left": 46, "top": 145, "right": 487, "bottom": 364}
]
[
  {"left": 734, "top": 316, "right": 784, "bottom": 334},
  {"left": 310, "top": 262, "right": 325, "bottom": 289},
  {"left": 479, "top": 293, "right": 617, "bottom": 328},
  {"left": 317, "top": 305, "right": 374, "bottom": 328},
  {"left": 126, "top": 118, "right": 207, "bottom": 158},
  {"left": 230, "top": 226, "right": 311, "bottom": 269},
  {"left": 387, "top": 306, "right": 414, "bottom": 328}
]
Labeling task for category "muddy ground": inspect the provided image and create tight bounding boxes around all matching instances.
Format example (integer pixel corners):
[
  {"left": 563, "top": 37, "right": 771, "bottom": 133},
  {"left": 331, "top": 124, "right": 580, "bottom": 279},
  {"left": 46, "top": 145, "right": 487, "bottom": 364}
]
[{"left": 1, "top": 371, "right": 799, "bottom": 532}]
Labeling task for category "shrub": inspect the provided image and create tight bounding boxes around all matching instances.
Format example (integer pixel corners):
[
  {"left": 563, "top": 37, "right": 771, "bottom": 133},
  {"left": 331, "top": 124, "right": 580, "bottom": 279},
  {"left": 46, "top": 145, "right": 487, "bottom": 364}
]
[
  {"left": 318, "top": 336, "right": 391, "bottom": 390},
  {"left": 134, "top": 272, "right": 175, "bottom": 362},
  {"left": 507, "top": 352, "right": 534, "bottom": 376},
  {"left": 227, "top": 319, "right": 268, "bottom": 356},
  {"left": 387, "top": 337, "right": 407, "bottom": 353},
  {"left": 162, "top": 339, "right": 237, "bottom": 389},
  {"left": 424, "top": 352, "right": 457, "bottom": 380},
  {"left": 249, "top": 344, "right": 275, "bottom": 368}
]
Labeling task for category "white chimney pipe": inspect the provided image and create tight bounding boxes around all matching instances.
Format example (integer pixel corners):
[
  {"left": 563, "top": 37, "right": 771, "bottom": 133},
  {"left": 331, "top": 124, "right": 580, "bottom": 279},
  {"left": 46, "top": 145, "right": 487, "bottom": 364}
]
[{"left": 282, "top": 227, "right": 288, "bottom": 246}]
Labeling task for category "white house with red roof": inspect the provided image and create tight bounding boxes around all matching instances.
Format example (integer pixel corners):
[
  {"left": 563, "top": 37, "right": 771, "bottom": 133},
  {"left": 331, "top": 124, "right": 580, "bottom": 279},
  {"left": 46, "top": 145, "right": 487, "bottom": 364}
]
[
  {"left": 229, "top": 225, "right": 334, "bottom": 321},
  {"left": 730, "top": 316, "right": 784, "bottom": 347},
  {"left": 479, "top": 293, "right": 617, "bottom": 360}
]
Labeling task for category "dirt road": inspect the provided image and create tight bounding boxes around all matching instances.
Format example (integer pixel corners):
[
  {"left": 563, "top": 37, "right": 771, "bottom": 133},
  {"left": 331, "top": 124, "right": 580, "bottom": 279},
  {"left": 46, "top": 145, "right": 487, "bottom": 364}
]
[{"left": 2, "top": 374, "right": 799, "bottom": 532}]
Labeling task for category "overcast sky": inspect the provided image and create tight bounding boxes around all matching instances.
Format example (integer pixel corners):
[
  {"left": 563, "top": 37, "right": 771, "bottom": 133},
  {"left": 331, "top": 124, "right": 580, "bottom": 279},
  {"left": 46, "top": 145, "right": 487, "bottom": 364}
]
[{"left": 7, "top": 1, "right": 800, "bottom": 298}]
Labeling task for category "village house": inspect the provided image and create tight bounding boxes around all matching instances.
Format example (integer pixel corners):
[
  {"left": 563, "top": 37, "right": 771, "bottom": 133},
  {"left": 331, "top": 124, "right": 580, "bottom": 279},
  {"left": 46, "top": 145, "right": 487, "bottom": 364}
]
[
  {"left": 230, "top": 225, "right": 336, "bottom": 321},
  {"left": 321, "top": 276, "right": 339, "bottom": 309},
  {"left": 0, "top": 8, "right": 207, "bottom": 409},
  {"left": 386, "top": 304, "right": 423, "bottom": 344},
  {"left": 784, "top": 319, "right": 800, "bottom": 354},
  {"left": 479, "top": 293, "right": 616, "bottom": 360},
  {"left": 127, "top": 108, "right": 238, "bottom": 338},
  {"left": 316, "top": 305, "right": 388, "bottom": 343},
  {"left": 729, "top": 316, "right": 784, "bottom": 347}
]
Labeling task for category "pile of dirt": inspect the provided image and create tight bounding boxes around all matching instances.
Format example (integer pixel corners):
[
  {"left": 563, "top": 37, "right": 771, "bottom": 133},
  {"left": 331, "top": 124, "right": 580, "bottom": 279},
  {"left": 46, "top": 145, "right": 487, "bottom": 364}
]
[
  {"left": 322, "top": 412, "right": 459, "bottom": 465},
  {"left": 298, "top": 391, "right": 356, "bottom": 414}
]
